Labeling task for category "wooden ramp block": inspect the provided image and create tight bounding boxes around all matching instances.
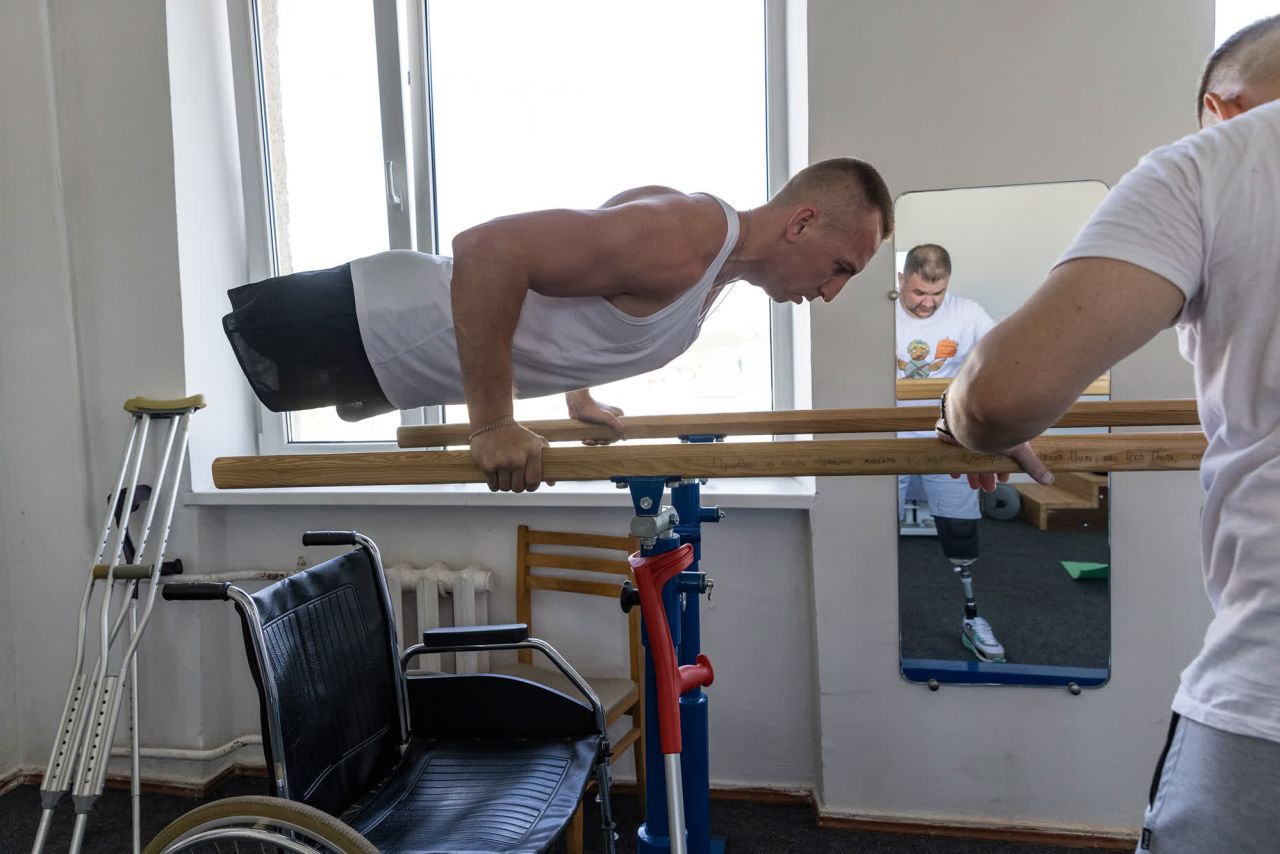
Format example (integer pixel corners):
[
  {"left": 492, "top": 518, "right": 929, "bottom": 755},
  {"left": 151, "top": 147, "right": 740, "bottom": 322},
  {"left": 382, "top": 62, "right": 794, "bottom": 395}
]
[
  {"left": 1051, "top": 472, "right": 1109, "bottom": 504},
  {"left": 1015, "top": 482, "right": 1108, "bottom": 531}
]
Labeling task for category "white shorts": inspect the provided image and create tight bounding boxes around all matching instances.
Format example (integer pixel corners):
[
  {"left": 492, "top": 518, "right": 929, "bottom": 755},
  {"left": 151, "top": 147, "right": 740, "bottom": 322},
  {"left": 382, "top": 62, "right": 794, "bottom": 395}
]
[{"left": 898, "top": 473, "right": 980, "bottom": 520}]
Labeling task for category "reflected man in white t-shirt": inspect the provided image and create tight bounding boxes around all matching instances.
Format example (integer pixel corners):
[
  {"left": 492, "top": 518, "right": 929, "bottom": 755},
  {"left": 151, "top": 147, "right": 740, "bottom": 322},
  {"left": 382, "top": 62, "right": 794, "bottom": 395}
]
[{"left": 895, "top": 244, "right": 1003, "bottom": 661}]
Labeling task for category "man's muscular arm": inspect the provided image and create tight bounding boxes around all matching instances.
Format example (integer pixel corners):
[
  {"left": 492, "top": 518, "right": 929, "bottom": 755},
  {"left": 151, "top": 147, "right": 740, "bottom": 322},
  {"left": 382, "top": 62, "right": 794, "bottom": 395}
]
[{"left": 450, "top": 195, "right": 710, "bottom": 490}]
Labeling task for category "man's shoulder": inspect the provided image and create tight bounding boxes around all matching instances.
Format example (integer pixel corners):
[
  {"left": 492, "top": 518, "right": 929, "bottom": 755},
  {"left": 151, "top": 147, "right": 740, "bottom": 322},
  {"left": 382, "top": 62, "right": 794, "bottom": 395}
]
[
  {"left": 600, "top": 185, "right": 691, "bottom": 207},
  {"left": 595, "top": 189, "right": 716, "bottom": 247},
  {"left": 941, "top": 292, "right": 988, "bottom": 316},
  {"left": 1142, "top": 99, "right": 1280, "bottom": 176}
]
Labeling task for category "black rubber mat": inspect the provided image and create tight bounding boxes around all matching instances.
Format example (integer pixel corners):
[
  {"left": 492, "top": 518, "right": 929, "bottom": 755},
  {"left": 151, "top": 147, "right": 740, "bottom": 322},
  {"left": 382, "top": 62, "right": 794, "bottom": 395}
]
[{"left": 0, "top": 779, "right": 1124, "bottom": 854}]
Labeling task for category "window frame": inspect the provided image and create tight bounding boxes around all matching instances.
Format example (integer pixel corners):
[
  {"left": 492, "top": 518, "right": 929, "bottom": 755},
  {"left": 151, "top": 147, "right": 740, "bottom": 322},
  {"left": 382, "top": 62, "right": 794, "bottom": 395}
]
[{"left": 229, "top": 0, "right": 796, "bottom": 456}]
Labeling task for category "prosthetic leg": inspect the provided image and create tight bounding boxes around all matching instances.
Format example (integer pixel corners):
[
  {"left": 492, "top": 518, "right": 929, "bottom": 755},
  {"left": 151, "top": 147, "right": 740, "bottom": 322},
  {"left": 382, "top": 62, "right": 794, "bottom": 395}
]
[
  {"left": 934, "top": 516, "right": 1006, "bottom": 663},
  {"left": 30, "top": 395, "right": 204, "bottom": 854}
]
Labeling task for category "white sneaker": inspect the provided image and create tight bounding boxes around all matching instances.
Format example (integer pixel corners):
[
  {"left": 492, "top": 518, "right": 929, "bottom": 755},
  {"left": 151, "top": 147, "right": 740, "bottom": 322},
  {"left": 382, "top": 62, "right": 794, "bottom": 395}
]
[{"left": 962, "top": 617, "right": 1007, "bottom": 662}]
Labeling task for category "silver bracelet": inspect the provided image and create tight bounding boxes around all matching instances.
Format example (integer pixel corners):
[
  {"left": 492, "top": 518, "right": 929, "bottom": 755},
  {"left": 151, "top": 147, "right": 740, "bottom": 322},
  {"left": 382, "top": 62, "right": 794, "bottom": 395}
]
[{"left": 467, "top": 415, "right": 517, "bottom": 442}]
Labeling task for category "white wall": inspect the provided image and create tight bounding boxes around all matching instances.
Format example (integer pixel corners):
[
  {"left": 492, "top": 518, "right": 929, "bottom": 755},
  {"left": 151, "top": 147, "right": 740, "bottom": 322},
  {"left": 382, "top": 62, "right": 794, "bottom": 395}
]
[
  {"left": 806, "top": 0, "right": 1214, "bottom": 832},
  {"left": 1, "top": 0, "right": 191, "bottom": 784},
  {"left": 0, "top": 0, "right": 1224, "bottom": 839},
  {"left": 168, "top": 0, "right": 258, "bottom": 490},
  {"left": 894, "top": 181, "right": 1109, "bottom": 321},
  {"left": 0, "top": 518, "right": 15, "bottom": 778},
  {"left": 0, "top": 522, "right": 14, "bottom": 776},
  {"left": 0, "top": 0, "right": 96, "bottom": 777}
]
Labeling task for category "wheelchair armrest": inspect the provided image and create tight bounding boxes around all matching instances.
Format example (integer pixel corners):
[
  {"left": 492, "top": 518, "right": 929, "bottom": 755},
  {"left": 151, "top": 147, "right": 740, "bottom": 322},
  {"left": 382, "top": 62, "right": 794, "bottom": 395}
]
[
  {"left": 421, "top": 623, "right": 530, "bottom": 649},
  {"left": 401, "top": 627, "right": 609, "bottom": 737}
]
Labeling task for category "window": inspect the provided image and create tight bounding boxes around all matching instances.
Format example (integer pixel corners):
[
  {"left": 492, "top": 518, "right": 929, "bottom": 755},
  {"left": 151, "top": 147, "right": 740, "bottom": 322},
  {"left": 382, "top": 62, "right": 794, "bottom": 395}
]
[
  {"left": 237, "top": 0, "right": 787, "bottom": 452},
  {"left": 1216, "top": 0, "right": 1277, "bottom": 45}
]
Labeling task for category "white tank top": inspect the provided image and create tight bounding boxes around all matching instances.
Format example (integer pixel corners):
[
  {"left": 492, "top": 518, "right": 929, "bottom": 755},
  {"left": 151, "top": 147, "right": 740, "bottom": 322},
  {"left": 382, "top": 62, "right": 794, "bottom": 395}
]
[{"left": 351, "top": 195, "right": 740, "bottom": 408}]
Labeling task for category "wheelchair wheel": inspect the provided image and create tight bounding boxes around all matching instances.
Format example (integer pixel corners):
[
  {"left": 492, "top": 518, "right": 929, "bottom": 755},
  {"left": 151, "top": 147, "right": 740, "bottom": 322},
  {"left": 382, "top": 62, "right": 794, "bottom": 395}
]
[{"left": 143, "top": 795, "right": 379, "bottom": 854}]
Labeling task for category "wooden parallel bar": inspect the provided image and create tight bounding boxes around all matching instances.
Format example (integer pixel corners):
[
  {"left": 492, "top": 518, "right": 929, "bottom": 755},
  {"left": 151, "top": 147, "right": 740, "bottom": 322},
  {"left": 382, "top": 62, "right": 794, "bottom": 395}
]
[
  {"left": 396, "top": 399, "right": 1196, "bottom": 447},
  {"left": 895, "top": 374, "right": 1111, "bottom": 401},
  {"left": 213, "top": 432, "right": 1206, "bottom": 489}
]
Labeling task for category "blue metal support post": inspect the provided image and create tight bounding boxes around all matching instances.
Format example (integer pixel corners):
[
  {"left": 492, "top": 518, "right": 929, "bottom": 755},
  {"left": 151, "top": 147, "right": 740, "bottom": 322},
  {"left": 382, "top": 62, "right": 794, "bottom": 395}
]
[
  {"left": 617, "top": 430, "right": 725, "bottom": 854},
  {"left": 618, "top": 476, "right": 684, "bottom": 854},
  {"left": 670, "top": 465, "right": 724, "bottom": 854}
]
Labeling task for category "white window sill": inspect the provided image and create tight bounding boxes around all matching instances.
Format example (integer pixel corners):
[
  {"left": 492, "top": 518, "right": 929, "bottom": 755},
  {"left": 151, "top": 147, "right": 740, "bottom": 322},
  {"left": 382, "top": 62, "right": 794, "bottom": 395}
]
[{"left": 186, "top": 476, "right": 817, "bottom": 510}]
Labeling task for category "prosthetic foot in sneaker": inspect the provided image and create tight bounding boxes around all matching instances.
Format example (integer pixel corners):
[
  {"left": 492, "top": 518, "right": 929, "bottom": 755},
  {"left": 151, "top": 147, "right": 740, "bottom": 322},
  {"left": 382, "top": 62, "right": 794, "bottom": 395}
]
[{"left": 962, "top": 616, "right": 1006, "bottom": 662}]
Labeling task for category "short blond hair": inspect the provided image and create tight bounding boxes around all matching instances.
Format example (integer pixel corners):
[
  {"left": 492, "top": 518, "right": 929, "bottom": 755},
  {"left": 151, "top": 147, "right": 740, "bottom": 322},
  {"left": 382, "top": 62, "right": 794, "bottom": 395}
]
[{"left": 772, "top": 157, "right": 894, "bottom": 239}]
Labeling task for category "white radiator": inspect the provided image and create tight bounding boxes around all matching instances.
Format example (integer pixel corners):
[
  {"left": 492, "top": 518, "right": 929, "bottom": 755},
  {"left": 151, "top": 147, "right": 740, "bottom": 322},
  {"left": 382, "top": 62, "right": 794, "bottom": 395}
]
[{"left": 385, "top": 562, "right": 494, "bottom": 674}]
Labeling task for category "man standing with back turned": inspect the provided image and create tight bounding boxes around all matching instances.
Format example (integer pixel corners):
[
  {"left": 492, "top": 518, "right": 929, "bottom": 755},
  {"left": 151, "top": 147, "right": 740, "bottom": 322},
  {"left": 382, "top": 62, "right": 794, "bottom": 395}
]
[{"left": 941, "top": 16, "right": 1280, "bottom": 853}]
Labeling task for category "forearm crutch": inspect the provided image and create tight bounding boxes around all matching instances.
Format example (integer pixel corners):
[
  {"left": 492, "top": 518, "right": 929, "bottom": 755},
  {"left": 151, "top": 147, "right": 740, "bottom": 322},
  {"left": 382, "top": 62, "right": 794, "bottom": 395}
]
[
  {"left": 629, "top": 543, "right": 715, "bottom": 854},
  {"left": 30, "top": 395, "right": 204, "bottom": 854}
]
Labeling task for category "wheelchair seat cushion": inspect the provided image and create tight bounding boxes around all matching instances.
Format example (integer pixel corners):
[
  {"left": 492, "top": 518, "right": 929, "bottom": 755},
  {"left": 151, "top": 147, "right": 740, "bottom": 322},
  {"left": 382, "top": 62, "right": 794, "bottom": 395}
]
[{"left": 348, "top": 736, "right": 599, "bottom": 854}]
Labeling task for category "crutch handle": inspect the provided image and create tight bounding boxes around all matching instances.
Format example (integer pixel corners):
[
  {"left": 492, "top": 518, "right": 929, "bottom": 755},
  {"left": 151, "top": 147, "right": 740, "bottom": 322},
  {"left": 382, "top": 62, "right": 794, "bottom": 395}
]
[
  {"left": 630, "top": 545, "right": 701, "bottom": 755},
  {"left": 161, "top": 582, "right": 230, "bottom": 601}
]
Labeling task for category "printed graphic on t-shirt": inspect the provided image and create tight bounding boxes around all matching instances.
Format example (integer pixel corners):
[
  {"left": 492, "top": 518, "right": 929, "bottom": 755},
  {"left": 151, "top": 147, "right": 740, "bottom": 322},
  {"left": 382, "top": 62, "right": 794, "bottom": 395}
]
[{"left": 897, "top": 337, "right": 959, "bottom": 378}]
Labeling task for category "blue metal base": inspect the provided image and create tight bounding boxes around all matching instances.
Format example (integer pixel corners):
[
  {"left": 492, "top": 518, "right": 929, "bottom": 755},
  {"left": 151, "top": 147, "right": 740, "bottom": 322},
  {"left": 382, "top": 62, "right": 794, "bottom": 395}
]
[
  {"left": 637, "top": 823, "right": 672, "bottom": 853},
  {"left": 638, "top": 827, "right": 726, "bottom": 854},
  {"left": 901, "top": 657, "right": 1110, "bottom": 687},
  {"left": 637, "top": 830, "right": 725, "bottom": 854}
]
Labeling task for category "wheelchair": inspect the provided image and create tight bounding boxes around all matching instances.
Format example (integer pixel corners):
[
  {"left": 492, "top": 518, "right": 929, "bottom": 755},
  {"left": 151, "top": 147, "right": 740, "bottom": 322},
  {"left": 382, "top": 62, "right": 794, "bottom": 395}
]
[{"left": 149, "top": 531, "right": 617, "bottom": 853}]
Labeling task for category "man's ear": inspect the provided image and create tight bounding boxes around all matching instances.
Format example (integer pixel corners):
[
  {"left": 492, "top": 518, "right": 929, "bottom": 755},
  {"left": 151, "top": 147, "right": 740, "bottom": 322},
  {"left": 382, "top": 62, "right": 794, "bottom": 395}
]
[
  {"left": 1202, "top": 91, "right": 1245, "bottom": 126},
  {"left": 785, "top": 206, "right": 817, "bottom": 240},
  {"left": 897, "top": 271, "right": 905, "bottom": 290}
]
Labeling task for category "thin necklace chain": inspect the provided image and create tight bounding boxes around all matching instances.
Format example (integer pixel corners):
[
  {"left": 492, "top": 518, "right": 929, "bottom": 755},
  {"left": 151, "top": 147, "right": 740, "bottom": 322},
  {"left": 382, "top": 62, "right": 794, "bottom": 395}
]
[
  {"left": 702, "top": 207, "right": 751, "bottom": 326},
  {"left": 733, "top": 209, "right": 751, "bottom": 265}
]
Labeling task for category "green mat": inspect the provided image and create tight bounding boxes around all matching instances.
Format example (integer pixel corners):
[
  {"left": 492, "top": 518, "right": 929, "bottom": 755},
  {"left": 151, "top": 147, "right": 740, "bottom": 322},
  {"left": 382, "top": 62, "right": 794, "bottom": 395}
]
[{"left": 1061, "top": 560, "right": 1109, "bottom": 580}]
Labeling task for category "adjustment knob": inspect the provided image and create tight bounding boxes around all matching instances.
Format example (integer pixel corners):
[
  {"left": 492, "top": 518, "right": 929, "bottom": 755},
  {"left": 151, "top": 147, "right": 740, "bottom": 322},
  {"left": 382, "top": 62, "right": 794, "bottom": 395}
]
[{"left": 620, "top": 580, "right": 641, "bottom": 613}]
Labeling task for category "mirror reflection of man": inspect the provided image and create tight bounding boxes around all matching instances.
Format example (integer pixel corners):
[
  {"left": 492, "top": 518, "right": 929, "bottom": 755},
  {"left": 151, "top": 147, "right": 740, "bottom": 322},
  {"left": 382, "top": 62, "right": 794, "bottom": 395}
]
[{"left": 895, "top": 244, "right": 1004, "bottom": 661}]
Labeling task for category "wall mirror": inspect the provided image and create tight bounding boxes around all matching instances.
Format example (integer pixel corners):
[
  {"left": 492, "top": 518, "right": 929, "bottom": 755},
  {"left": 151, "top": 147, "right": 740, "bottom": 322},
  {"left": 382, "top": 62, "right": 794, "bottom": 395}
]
[{"left": 893, "top": 181, "right": 1112, "bottom": 687}]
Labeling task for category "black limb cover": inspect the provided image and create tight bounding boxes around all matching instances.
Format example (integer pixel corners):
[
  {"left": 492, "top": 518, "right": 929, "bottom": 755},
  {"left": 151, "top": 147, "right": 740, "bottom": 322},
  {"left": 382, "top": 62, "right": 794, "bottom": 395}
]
[{"left": 935, "top": 516, "right": 979, "bottom": 561}]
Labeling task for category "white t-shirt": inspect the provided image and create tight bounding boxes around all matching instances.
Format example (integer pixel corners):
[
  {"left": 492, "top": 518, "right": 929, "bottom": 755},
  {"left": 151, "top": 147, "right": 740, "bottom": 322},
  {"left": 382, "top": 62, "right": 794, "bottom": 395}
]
[
  {"left": 895, "top": 292, "right": 995, "bottom": 438},
  {"left": 1059, "top": 98, "right": 1280, "bottom": 744}
]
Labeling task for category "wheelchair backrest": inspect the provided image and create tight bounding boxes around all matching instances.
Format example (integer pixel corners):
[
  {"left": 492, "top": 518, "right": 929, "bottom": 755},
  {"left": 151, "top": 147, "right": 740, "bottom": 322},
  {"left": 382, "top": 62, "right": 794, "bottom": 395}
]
[{"left": 239, "top": 547, "right": 404, "bottom": 816}]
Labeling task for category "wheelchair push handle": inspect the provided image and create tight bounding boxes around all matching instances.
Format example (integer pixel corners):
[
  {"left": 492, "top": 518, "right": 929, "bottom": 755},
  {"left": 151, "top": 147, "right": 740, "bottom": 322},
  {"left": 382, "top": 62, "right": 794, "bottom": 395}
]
[
  {"left": 161, "top": 581, "right": 231, "bottom": 601},
  {"left": 302, "top": 531, "right": 359, "bottom": 547}
]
